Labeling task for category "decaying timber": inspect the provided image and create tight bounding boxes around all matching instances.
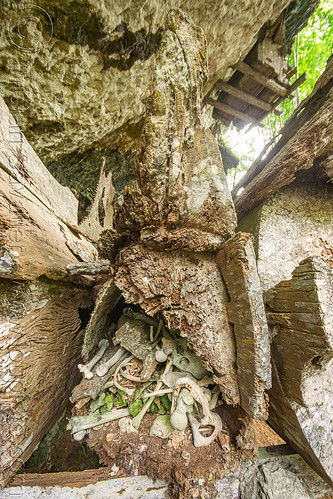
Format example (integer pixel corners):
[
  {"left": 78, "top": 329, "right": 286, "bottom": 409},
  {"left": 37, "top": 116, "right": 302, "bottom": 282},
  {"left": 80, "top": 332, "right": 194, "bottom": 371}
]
[
  {"left": 79, "top": 167, "right": 115, "bottom": 241},
  {"left": 0, "top": 98, "right": 97, "bottom": 487},
  {"left": 115, "top": 245, "right": 239, "bottom": 403},
  {"left": 0, "top": 280, "right": 92, "bottom": 487},
  {"left": 81, "top": 278, "right": 121, "bottom": 359},
  {"left": 265, "top": 257, "right": 333, "bottom": 487},
  {"left": 217, "top": 232, "right": 271, "bottom": 419},
  {"left": 0, "top": 97, "right": 97, "bottom": 280}
]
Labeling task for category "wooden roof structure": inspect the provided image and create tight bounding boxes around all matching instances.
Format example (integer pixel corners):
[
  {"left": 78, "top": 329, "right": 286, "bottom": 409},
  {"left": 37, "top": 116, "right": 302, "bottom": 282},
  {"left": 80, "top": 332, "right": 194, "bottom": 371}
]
[
  {"left": 231, "top": 55, "right": 333, "bottom": 220},
  {"left": 207, "top": 30, "right": 306, "bottom": 129}
]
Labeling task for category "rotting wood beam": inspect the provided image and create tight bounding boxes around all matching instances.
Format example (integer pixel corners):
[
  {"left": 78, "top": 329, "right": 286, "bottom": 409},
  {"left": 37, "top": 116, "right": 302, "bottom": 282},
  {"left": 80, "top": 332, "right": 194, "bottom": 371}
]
[
  {"left": 232, "top": 61, "right": 287, "bottom": 96},
  {"left": 217, "top": 232, "right": 271, "bottom": 419},
  {"left": 214, "top": 81, "right": 272, "bottom": 111},
  {"left": 247, "top": 72, "right": 307, "bottom": 131},
  {"left": 206, "top": 97, "right": 264, "bottom": 126}
]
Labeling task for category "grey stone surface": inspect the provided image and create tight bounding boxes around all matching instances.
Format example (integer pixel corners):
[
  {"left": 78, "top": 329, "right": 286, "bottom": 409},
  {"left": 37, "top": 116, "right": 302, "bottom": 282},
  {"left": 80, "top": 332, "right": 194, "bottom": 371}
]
[
  {"left": 239, "top": 176, "right": 333, "bottom": 292},
  {"left": 239, "top": 460, "right": 313, "bottom": 499},
  {"left": 0, "top": 476, "right": 169, "bottom": 499},
  {"left": 0, "top": 0, "right": 290, "bottom": 166}
]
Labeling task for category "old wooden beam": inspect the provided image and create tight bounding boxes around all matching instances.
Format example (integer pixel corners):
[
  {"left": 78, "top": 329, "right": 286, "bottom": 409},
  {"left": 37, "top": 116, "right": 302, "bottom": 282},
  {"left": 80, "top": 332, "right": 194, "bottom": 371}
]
[
  {"left": 81, "top": 278, "right": 122, "bottom": 359},
  {"left": 217, "top": 232, "right": 271, "bottom": 419},
  {"left": 214, "top": 81, "right": 272, "bottom": 111},
  {"left": 265, "top": 257, "right": 333, "bottom": 487},
  {"left": 0, "top": 97, "right": 97, "bottom": 280},
  {"left": 270, "top": 72, "right": 306, "bottom": 110},
  {"left": 67, "top": 260, "right": 111, "bottom": 277},
  {"left": 233, "top": 61, "right": 287, "bottom": 96},
  {"left": 248, "top": 72, "right": 307, "bottom": 131},
  {"left": 7, "top": 473, "right": 169, "bottom": 497},
  {"left": 206, "top": 97, "right": 264, "bottom": 126},
  {"left": 6, "top": 454, "right": 333, "bottom": 498},
  {"left": 0, "top": 280, "right": 92, "bottom": 488}
]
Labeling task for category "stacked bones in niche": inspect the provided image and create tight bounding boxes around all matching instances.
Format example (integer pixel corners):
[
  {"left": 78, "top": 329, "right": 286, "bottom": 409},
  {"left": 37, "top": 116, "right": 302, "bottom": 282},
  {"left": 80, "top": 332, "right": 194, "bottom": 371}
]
[{"left": 68, "top": 304, "right": 256, "bottom": 483}]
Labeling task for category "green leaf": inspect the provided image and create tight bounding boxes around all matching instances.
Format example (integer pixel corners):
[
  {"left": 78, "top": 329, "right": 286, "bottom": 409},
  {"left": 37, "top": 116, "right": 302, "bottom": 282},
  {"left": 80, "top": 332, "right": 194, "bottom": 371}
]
[
  {"left": 115, "top": 390, "right": 128, "bottom": 407},
  {"left": 105, "top": 394, "right": 114, "bottom": 411},
  {"left": 130, "top": 400, "right": 142, "bottom": 417},
  {"left": 160, "top": 394, "right": 172, "bottom": 411},
  {"left": 90, "top": 392, "right": 106, "bottom": 413},
  {"left": 150, "top": 401, "right": 160, "bottom": 414}
]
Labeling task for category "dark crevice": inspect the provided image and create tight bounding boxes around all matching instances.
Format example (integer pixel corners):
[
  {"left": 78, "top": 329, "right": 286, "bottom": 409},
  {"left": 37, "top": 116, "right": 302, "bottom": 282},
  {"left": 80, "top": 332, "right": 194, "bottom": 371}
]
[{"left": 78, "top": 305, "right": 94, "bottom": 330}]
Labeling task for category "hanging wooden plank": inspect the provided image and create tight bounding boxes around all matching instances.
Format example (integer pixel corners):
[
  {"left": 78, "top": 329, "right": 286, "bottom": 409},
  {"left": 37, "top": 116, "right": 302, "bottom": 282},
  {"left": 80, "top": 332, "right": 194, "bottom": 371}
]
[
  {"left": 206, "top": 97, "right": 264, "bottom": 126},
  {"left": 233, "top": 62, "right": 287, "bottom": 96},
  {"left": 214, "top": 81, "right": 272, "bottom": 111}
]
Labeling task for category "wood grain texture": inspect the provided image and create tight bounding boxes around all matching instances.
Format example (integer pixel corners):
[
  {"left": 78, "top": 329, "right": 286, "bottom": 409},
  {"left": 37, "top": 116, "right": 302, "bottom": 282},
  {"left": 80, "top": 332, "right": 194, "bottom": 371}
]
[
  {"left": 217, "top": 232, "right": 271, "bottom": 419},
  {"left": 0, "top": 279, "right": 92, "bottom": 487},
  {"left": 265, "top": 257, "right": 333, "bottom": 487},
  {"left": 0, "top": 97, "right": 97, "bottom": 280},
  {"left": 115, "top": 244, "right": 240, "bottom": 404}
]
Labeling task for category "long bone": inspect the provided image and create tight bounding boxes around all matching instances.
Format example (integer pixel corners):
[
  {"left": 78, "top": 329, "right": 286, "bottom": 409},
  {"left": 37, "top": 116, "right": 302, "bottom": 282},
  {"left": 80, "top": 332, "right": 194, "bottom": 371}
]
[
  {"left": 96, "top": 346, "right": 127, "bottom": 377},
  {"left": 78, "top": 339, "right": 109, "bottom": 379}
]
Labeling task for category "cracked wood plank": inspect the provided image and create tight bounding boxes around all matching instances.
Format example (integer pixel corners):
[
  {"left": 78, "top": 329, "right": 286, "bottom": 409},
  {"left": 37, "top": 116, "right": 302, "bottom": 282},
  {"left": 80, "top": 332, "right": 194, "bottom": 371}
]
[
  {"left": 0, "top": 280, "right": 92, "bottom": 488},
  {"left": 0, "top": 96, "right": 97, "bottom": 280},
  {"left": 217, "top": 232, "right": 271, "bottom": 419}
]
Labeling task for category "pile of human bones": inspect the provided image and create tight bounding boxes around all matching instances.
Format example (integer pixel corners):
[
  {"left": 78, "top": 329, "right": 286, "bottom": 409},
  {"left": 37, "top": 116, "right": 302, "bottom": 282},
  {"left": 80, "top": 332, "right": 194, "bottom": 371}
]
[{"left": 70, "top": 308, "right": 227, "bottom": 445}]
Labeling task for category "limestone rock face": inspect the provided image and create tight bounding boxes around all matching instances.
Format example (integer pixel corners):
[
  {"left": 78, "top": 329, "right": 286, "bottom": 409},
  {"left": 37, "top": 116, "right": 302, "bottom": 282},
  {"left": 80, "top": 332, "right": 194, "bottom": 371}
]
[
  {"left": 238, "top": 174, "right": 333, "bottom": 292},
  {"left": 115, "top": 9, "right": 236, "bottom": 245},
  {"left": 0, "top": 0, "right": 290, "bottom": 171},
  {"left": 239, "top": 460, "right": 313, "bottom": 499}
]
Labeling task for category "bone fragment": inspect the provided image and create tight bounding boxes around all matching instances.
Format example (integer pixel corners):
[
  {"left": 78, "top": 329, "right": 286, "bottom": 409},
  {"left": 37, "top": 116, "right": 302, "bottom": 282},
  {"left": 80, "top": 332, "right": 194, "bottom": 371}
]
[
  {"left": 188, "top": 412, "right": 222, "bottom": 448},
  {"left": 68, "top": 408, "right": 130, "bottom": 433},
  {"left": 78, "top": 339, "right": 109, "bottom": 379}
]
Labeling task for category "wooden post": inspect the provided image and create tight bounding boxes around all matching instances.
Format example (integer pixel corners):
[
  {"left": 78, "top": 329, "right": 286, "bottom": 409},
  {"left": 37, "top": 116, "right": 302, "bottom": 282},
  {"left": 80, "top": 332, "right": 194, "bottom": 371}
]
[{"left": 217, "top": 233, "right": 271, "bottom": 419}]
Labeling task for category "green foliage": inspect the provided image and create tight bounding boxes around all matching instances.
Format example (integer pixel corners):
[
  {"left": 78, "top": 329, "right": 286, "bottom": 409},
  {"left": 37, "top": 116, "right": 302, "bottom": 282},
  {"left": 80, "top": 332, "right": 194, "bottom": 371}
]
[
  {"left": 293, "top": 0, "right": 333, "bottom": 99},
  {"left": 160, "top": 394, "right": 172, "bottom": 411},
  {"left": 225, "top": 0, "right": 332, "bottom": 184},
  {"left": 265, "top": 0, "right": 333, "bottom": 129},
  {"left": 90, "top": 392, "right": 106, "bottom": 413},
  {"left": 150, "top": 401, "right": 166, "bottom": 415},
  {"left": 89, "top": 389, "right": 126, "bottom": 414},
  {"left": 130, "top": 399, "right": 142, "bottom": 417},
  {"left": 114, "top": 390, "right": 127, "bottom": 407},
  {"left": 105, "top": 394, "right": 114, "bottom": 411}
]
